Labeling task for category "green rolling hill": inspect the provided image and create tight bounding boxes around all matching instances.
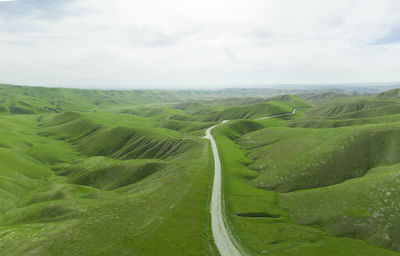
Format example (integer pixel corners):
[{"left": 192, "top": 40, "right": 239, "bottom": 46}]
[
  {"left": 1, "top": 84, "right": 400, "bottom": 255},
  {"left": 208, "top": 90, "right": 400, "bottom": 255}
]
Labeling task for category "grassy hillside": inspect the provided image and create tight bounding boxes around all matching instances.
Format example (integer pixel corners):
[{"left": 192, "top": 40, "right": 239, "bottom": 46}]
[
  {"left": 241, "top": 123, "right": 400, "bottom": 192},
  {"left": 377, "top": 88, "right": 400, "bottom": 98},
  {"left": 212, "top": 117, "right": 399, "bottom": 255},
  {"left": 41, "top": 112, "right": 192, "bottom": 160},
  {"left": 0, "top": 85, "right": 311, "bottom": 255},
  {"left": 288, "top": 93, "right": 400, "bottom": 128},
  {"left": 2, "top": 83, "right": 400, "bottom": 255},
  {"left": 0, "top": 84, "right": 317, "bottom": 115},
  {"left": 214, "top": 90, "right": 400, "bottom": 254},
  {"left": 173, "top": 95, "right": 309, "bottom": 121},
  {"left": 239, "top": 123, "right": 400, "bottom": 250},
  {"left": 305, "top": 98, "right": 400, "bottom": 119},
  {"left": 0, "top": 109, "right": 219, "bottom": 255},
  {"left": 281, "top": 163, "right": 400, "bottom": 251}
]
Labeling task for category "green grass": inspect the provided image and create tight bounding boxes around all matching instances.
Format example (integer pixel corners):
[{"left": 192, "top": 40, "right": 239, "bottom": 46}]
[
  {"left": 2, "top": 83, "right": 400, "bottom": 255},
  {"left": 0, "top": 84, "right": 187, "bottom": 114},
  {"left": 171, "top": 95, "right": 309, "bottom": 122},
  {"left": 212, "top": 117, "right": 400, "bottom": 255},
  {"left": 0, "top": 87, "right": 310, "bottom": 256},
  {"left": 281, "top": 163, "right": 400, "bottom": 251},
  {"left": 206, "top": 91, "right": 400, "bottom": 254},
  {"left": 377, "top": 88, "right": 400, "bottom": 98},
  {"left": 241, "top": 123, "right": 400, "bottom": 192},
  {"left": 54, "top": 157, "right": 166, "bottom": 190},
  {"left": 0, "top": 84, "right": 311, "bottom": 115},
  {"left": 0, "top": 108, "right": 219, "bottom": 255},
  {"left": 289, "top": 93, "right": 400, "bottom": 128}
]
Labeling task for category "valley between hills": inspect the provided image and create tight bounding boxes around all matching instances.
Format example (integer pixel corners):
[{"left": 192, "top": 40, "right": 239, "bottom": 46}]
[{"left": 1, "top": 84, "right": 400, "bottom": 255}]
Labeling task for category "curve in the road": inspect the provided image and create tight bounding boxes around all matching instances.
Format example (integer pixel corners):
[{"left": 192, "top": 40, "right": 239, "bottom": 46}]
[{"left": 205, "top": 109, "right": 296, "bottom": 256}]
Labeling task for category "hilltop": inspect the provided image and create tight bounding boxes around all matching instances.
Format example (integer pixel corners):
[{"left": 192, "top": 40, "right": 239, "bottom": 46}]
[
  {"left": 0, "top": 83, "right": 308, "bottom": 255},
  {"left": 1, "top": 84, "right": 400, "bottom": 255}
]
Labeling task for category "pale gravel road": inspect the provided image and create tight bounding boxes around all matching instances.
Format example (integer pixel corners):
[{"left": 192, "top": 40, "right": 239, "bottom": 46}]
[{"left": 205, "top": 109, "right": 296, "bottom": 256}]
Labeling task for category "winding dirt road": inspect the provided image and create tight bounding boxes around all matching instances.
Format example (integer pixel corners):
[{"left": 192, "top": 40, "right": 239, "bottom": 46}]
[{"left": 205, "top": 109, "right": 296, "bottom": 256}]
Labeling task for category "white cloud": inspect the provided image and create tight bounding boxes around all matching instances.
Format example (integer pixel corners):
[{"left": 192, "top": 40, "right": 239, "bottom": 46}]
[{"left": 0, "top": 0, "right": 400, "bottom": 88}]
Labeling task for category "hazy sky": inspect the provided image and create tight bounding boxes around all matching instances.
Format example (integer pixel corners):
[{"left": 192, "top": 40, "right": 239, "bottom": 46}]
[{"left": 0, "top": 0, "right": 400, "bottom": 89}]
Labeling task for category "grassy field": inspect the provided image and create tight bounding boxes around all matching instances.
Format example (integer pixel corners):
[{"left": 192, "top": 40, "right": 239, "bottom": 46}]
[
  {"left": 0, "top": 83, "right": 324, "bottom": 115},
  {"left": 0, "top": 88, "right": 221, "bottom": 255},
  {"left": 213, "top": 115, "right": 400, "bottom": 255},
  {"left": 0, "top": 85, "right": 306, "bottom": 255},
  {"left": 1, "top": 84, "right": 400, "bottom": 255},
  {"left": 208, "top": 89, "right": 400, "bottom": 255}
]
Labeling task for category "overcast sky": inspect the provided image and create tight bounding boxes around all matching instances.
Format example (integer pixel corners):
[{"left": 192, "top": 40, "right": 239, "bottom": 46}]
[{"left": 0, "top": 0, "right": 400, "bottom": 89}]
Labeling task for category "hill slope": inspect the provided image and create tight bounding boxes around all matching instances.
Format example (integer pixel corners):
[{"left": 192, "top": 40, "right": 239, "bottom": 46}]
[
  {"left": 0, "top": 109, "right": 218, "bottom": 256},
  {"left": 226, "top": 90, "right": 400, "bottom": 253},
  {"left": 2, "top": 83, "right": 400, "bottom": 255}
]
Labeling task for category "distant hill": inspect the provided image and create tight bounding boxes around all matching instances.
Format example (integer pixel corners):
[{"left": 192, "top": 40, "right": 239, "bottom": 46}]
[
  {"left": 377, "top": 88, "right": 400, "bottom": 98},
  {"left": 0, "top": 83, "right": 379, "bottom": 115}
]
